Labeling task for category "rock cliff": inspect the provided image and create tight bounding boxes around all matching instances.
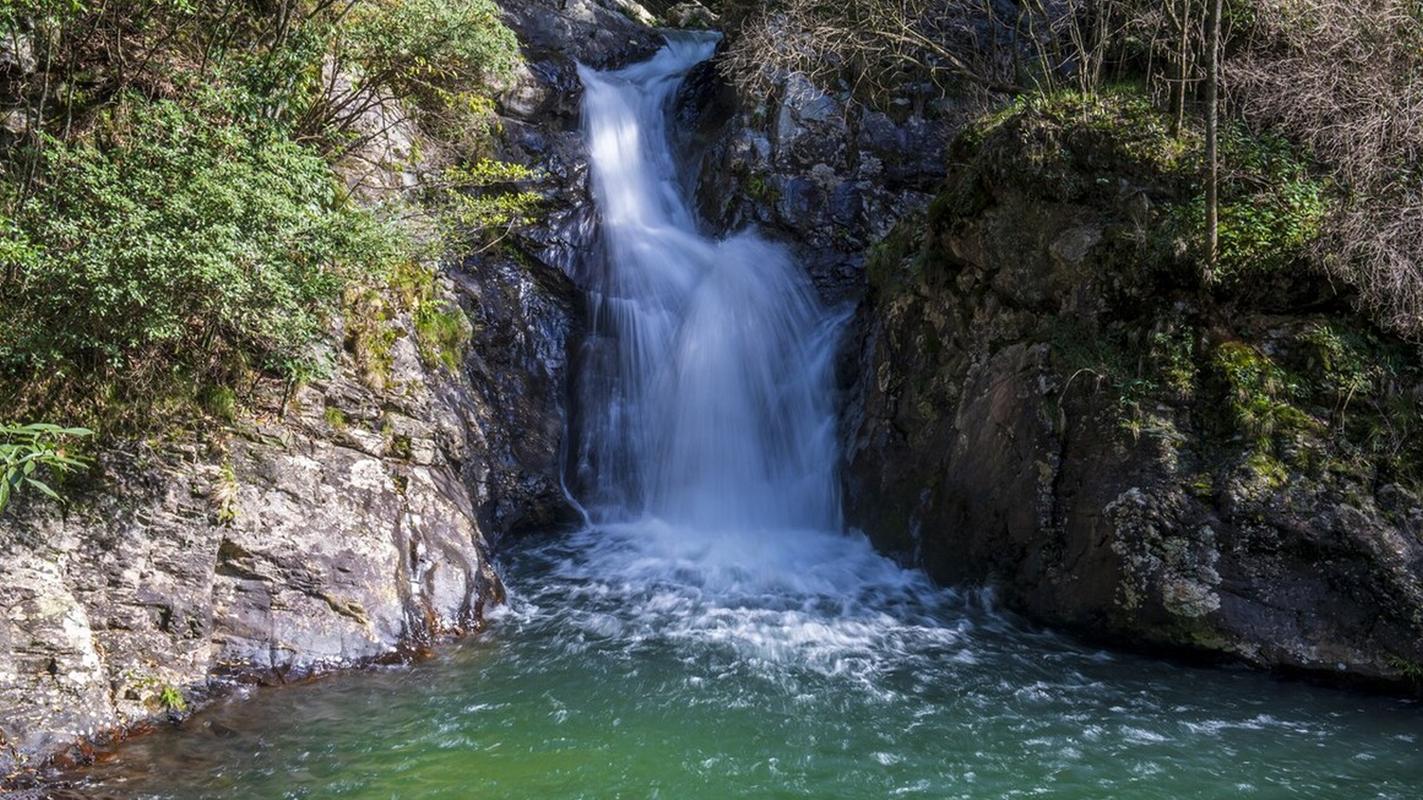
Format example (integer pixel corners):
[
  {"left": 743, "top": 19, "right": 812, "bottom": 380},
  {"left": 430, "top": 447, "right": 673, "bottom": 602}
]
[
  {"left": 843, "top": 92, "right": 1423, "bottom": 689},
  {"left": 682, "top": 51, "right": 958, "bottom": 302}
]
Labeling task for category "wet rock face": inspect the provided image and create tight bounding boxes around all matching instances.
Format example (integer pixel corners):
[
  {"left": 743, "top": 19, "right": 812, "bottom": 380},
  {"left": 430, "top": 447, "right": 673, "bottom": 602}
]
[
  {"left": 493, "top": 0, "right": 663, "bottom": 288},
  {"left": 843, "top": 120, "right": 1423, "bottom": 690},
  {"left": 683, "top": 66, "right": 958, "bottom": 302},
  {"left": 473, "top": 0, "right": 673, "bottom": 537},
  {"left": 454, "top": 250, "right": 584, "bottom": 538}
]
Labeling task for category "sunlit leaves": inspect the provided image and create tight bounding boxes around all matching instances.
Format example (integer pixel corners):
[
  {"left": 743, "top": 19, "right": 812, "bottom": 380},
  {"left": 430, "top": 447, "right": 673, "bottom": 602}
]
[{"left": 0, "top": 422, "right": 92, "bottom": 516}]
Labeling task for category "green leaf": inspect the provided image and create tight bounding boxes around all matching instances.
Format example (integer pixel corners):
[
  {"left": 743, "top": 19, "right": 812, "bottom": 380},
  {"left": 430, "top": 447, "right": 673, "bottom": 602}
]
[{"left": 24, "top": 477, "right": 61, "bottom": 501}]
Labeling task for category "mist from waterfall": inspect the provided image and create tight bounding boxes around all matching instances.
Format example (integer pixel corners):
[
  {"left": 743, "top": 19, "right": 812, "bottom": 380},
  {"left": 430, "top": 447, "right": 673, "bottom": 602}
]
[{"left": 571, "top": 34, "right": 843, "bottom": 534}]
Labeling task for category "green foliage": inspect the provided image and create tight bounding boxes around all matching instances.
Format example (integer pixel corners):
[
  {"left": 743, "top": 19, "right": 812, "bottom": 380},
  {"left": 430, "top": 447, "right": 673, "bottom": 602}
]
[
  {"left": 1, "top": 0, "right": 521, "bottom": 434},
  {"left": 414, "top": 305, "right": 471, "bottom": 373},
  {"left": 1152, "top": 328, "right": 1200, "bottom": 402},
  {"left": 294, "top": 0, "right": 521, "bottom": 147},
  {"left": 0, "top": 0, "right": 87, "bottom": 28},
  {"left": 1, "top": 96, "right": 409, "bottom": 422},
  {"left": 342, "top": 260, "right": 472, "bottom": 386},
  {"left": 1211, "top": 341, "right": 1318, "bottom": 455},
  {"left": 343, "top": 284, "right": 403, "bottom": 390},
  {"left": 0, "top": 423, "right": 92, "bottom": 516},
  {"left": 323, "top": 406, "right": 348, "bottom": 430},
  {"left": 743, "top": 172, "right": 779, "bottom": 205},
  {"left": 964, "top": 87, "right": 1329, "bottom": 287},
  {"left": 960, "top": 86, "right": 1198, "bottom": 203},
  {"left": 1048, "top": 317, "right": 1165, "bottom": 441},
  {"left": 157, "top": 685, "right": 187, "bottom": 713},
  {"left": 1294, "top": 322, "right": 1423, "bottom": 488},
  {"left": 392, "top": 260, "right": 471, "bottom": 374},
  {"left": 342, "top": 0, "right": 518, "bottom": 88},
  {"left": 1169, "top": 128, "right": 1328, "bottom": 282},
  {"left": 1301, "top": 323, "right": 1379, "bottom": 409},
  {"left": 213, "top": 461, "right": 239, "bottom": 526},
  {"left": 425, "top": 160, "right": 542, "bottom": 248},
  {"left": 202, "top": 386, "right": 238, "bottom": 424}
]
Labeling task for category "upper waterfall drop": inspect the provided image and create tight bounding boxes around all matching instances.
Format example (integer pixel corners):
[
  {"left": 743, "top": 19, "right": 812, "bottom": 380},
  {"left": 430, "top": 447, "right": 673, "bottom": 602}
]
[{"left": 571, "top": 34, "right": 843, "bottom": 533}]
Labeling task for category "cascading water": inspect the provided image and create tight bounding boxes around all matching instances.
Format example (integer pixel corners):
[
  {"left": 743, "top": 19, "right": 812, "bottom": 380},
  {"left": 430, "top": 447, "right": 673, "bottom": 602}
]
[
  {"left": 571, "top": 34, "right": 841, "bottom": 533},
  {"left": 69, "top": 37, "right": 1423, "bottom": 800}
]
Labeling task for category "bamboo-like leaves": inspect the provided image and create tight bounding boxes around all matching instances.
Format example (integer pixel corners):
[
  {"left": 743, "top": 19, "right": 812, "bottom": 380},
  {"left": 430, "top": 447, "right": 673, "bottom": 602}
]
[{"left": 0, "top": 423, "right": 93, "bottom": 516}]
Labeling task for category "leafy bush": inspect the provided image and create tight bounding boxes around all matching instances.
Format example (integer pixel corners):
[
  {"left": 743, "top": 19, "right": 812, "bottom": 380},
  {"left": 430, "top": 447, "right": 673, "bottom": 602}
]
[
  {"left": 302, "top": 0, "right": 520, "bottom": 148},
  {"left": 1166, "top": 127, "right": 1329, "bottom": 282},
  {"left": 0, "top": 96, "right": 408, "bottom": 420},
  {"left": 0, "top": 0, "right": 530, "bottom": 438},
  {"left": 0, "top": 423, "right": 92, "bottom": 516},
  {"left": 343, "top": 0, "right": 518, "bottom": 89},
  {"left": 424, "top": 160, "right": 542, "bottom": 247}
]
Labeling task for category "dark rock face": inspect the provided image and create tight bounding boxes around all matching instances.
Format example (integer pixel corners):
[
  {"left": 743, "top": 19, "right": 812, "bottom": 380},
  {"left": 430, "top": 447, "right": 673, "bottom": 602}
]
[
  {"left": 843, "top": 110, "right": 1423, "bottom": 689},
  {"left": 683, "top": 66, "right": 962, "bottom": 302},
  {"left": 493, "top": 0, "right": 661, "bottom": 284},
  {"left": 474, "top": 0, "right": 676, "bottom": 535},
  {"left": 499, "top": 0, "right": 663, "bottom": 71},
  {"left": 454, "top": 250, "right": 583, "bottom": 538}
]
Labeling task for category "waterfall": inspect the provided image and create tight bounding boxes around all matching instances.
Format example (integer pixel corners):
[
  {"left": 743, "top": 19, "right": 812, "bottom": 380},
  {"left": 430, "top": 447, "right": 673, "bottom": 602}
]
[{"left": 571, "top": 34, "right": 843, "bottom": 533}]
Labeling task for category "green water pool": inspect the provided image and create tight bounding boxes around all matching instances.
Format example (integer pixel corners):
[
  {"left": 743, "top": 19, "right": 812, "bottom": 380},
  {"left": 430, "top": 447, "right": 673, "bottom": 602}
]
[{"left": 66, "top": 523, "right": 1421, "bottom": 799}]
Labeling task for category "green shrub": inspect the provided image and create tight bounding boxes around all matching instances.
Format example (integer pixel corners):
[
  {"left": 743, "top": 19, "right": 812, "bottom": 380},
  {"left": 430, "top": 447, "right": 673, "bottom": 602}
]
[
  {"left": 201, "top": 386, "right": 238, "bottom": 423},
  {"left": 425, "top": 160, "right": 542, "bottom": 248},
  {"left": 157, "top": 684, "right": 187, "bottom": 713},
  {"left": 414, "top": 304, "right": 471, "bottom": 373},
  {"left": 343, "top": 0, "right": 518, "bottom": 90},
  {"left": 214, "top": 461, "right": 239, "bottom": 526},
  {"left": 1212, "top": 341, "right": 1318, "bottom": 454},
  {"left": 323, "top": 406, "right": 348, "bottom": 429},
  {"left": 0, "top": 96, "right": 409, "bottom": 419},
  {"left": 0, "top": 422, "right": 92, "bottom": 516},
  {"left": 1168, "top": 128, "right": 1329, "bottom": 282},
  {"left": 0, "top": 0, "right": 522, "bottom": 435},
  {"left": 1296, "top": 322, "right": 1423, "bottom": 488},
  {"left": 964, "top": 87, "right": 1197, "bottom": 184},
  {"left": 299, "top": 0, "right": 520, "bottom": 147}
]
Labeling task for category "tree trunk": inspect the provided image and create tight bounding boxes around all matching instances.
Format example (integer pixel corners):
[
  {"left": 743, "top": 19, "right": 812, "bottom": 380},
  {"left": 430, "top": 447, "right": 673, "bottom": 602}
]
[
  {"left": 1204, "top": 0, "right": 1222, "bottom": 280},
  {"left": 1174, "top": 0, "right": 1191, "bottom": 136}
]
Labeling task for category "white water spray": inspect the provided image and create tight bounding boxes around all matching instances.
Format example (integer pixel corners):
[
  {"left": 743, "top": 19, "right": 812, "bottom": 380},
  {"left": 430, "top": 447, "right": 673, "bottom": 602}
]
[
  {"left": 554, "top": 34, "right": 954, "bottom": 675},
  {"left": 572, "top": 34, "right": 843, "bottom": 533}
]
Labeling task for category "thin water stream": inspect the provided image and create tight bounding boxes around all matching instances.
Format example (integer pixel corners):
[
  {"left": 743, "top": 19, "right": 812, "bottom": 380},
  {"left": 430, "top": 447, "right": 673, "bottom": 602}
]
[{"left": 68, "top": 34, "right": 1422, "bottom": 799}]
